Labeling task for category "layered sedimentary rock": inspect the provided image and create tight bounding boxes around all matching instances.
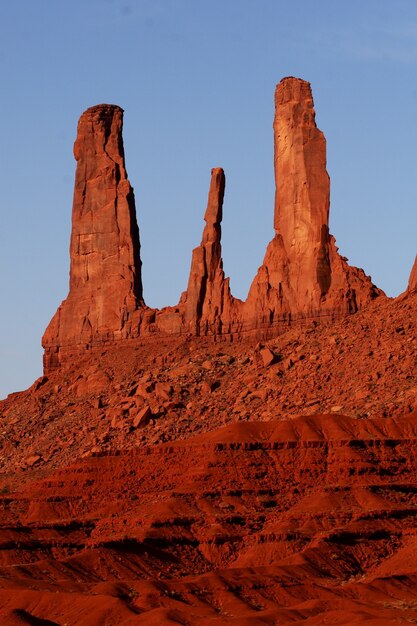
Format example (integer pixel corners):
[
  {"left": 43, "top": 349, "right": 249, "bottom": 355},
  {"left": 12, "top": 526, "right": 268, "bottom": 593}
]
[
  {"left": 42, "top": 77, "right": 383, "bottom": 371},
  {"left": 42, "top": 105, "right": 144, "bottom": 370},
  {"left": 408, "top": 255, "right": 417, "bottom": 291}
]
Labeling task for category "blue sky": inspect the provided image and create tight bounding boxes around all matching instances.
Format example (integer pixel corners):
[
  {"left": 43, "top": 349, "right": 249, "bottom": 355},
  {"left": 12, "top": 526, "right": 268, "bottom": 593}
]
[{"left": 1, "top": 0, "right": 417, "bottom": 397}]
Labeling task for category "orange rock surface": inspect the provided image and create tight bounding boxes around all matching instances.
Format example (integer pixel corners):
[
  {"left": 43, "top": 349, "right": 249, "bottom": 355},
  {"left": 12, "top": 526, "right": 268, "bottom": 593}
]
[
  {"left": 3, "top": 76, "right": 416, "bottom": 625},
  {"left": 3, "top": 289, "right": 417, "bottom": 623},
  {"left": 183, "top": 167, "right": 236, "bottom": 335},
  {"left": 408, "top": 254, "right": 417, "bottom": 291},
  {"left": 2, "top": 408, "right": 417, "bottom": 624},
  {"left": 243, "top": 78, "right": 382, "bottom": 333}
]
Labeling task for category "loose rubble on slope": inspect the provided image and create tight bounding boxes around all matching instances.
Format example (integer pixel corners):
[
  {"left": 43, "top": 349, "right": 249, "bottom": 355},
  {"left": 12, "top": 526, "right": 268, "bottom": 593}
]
[{"left": 2, "top": 291, "right": 417, "bottom": 477}]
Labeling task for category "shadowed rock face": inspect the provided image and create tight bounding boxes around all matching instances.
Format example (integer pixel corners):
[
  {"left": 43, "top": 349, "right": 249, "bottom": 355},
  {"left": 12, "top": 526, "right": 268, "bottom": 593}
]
[
  {"left": 42, "top": 78, "right": 383, "bottom": 372},
  {"left": 42, "top": 105, "right": 144, "bottom": 371}
]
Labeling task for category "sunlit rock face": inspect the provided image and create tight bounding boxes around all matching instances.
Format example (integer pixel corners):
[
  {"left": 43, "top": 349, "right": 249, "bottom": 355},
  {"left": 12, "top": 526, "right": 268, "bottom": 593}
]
[
  {"left": 42, "top": 105, "right": 144, "bottom": 370},
  {"left": 42, "top": 78, "right": 383, "bottom": 371},
  {"left": 243, "top": 77, "right": 382, "bottom": 332}
]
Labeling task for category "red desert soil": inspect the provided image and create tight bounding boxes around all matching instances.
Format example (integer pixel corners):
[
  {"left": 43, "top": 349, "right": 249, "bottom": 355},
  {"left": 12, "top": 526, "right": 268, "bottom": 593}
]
[{"left": 2, "top": 291, "right": 417, "bottom": 624}]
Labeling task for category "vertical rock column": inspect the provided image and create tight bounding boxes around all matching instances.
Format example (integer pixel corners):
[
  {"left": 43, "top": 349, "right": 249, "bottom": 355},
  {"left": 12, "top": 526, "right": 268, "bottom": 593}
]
[
  {"left": 184, "top": 168, "right": 235, "bottom": 334},
  {"left": 42, "top": 104, "right": 143, "bottom": 370},
  {"left": 245, "top": 76, "right": 333, "bottom": 329},
  {"left": 273, "top": 77, "right": 331, "bottom": 301}
]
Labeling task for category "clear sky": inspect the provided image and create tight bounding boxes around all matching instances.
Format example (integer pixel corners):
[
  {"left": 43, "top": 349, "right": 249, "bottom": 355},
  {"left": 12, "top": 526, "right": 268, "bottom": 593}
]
[{"left": 1, "top": 0, "right": 417, "bottom": 398}]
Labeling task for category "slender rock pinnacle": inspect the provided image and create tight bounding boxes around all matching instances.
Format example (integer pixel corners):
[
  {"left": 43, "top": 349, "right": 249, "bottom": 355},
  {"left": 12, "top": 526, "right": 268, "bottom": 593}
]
[{"left": 184, "top": 168, "right": 234, "bottom": 334}]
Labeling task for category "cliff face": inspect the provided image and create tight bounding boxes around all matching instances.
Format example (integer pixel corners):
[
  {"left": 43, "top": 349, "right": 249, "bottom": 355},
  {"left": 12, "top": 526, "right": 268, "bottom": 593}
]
[
  {"left": 42, "top": 78, "right": 383, "bottom": 372},
  {"left": 42, "top": 105, "right": 144, "bottom": 371}
]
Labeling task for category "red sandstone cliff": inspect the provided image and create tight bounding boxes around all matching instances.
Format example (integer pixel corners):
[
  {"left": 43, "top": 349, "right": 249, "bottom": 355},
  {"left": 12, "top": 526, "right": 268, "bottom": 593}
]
[
  {"left": 42, "top": 105, "right": 144, "bottom": 371},
  {"left": 3, "top": 79, "right": 416, "bottom": 626}
]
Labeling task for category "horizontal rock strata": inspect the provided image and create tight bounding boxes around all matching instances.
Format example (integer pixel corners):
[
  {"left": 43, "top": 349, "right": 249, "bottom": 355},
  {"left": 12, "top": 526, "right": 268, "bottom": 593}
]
[{"left": 2, "top": 415, "right": 417, "bottom": 623}]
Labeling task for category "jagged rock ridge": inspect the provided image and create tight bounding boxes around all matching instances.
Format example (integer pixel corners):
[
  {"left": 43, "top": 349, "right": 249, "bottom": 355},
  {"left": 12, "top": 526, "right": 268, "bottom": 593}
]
[{"left": 43, "top": 77, "right": 383, "bottom": 371}]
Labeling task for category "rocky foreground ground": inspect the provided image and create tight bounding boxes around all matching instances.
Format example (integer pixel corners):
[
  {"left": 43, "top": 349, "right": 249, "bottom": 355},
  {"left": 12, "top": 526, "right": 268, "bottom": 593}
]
[{"left": 1, "top": 290, "right": 417, "bottom": 624}]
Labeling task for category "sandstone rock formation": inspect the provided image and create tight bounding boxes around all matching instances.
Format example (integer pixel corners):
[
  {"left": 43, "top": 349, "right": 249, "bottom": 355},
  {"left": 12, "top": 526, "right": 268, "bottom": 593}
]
[
  {"left": 42, "top": 78, "right": 383, "bottom": 371},
  {"left": 42, "top": 105, "right": 144, "bottom": 371},
  {"left": 5, "top": 284, "right": 417, "bottom": 624},
  {"left": 408, "top": 255, "right": 417, "bottom": 291},
  {"left": 273, "top": 76, "right": 331, "bottom": 297},
  {"left": 183, "top": 167, "right": 237, "bottom": 335},
  {"left": 243, "top": 77, "right": 382, "bottom": 332}
]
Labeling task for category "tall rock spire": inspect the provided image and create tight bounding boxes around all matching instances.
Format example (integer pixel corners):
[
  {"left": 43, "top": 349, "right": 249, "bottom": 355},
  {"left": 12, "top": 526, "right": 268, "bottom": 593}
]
[
  {"left": 184, "top": 168, "right": 236, "bottom": 334},
  {"left": 42, "top": 79, "right": 383, "bottom": 371},
  {"left": 273, "top": 77, "right": 331, "bottom": 299},
  {"left": 42, "top": 104, "right": 144, "bottom": 370},
  {"left": 245, "top": 76, "right": 382, "bottom": 330}
]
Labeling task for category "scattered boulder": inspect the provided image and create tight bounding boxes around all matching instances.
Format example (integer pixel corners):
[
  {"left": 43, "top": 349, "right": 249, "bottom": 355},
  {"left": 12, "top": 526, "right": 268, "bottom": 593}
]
[
  {"left": 260, "top": 348, "right": 279, "bottom": 367},
  {"left": 133, "top": 406, "right": 152, "bottom": 428},
  {"left": 25, "top": 455, "right": 41, "bottom": 467},
  {"left": 155, "top": 382, "right": 173, "bottom": 401}
]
